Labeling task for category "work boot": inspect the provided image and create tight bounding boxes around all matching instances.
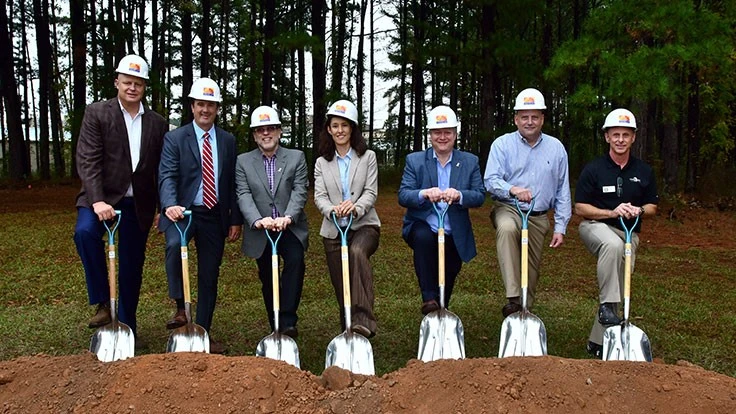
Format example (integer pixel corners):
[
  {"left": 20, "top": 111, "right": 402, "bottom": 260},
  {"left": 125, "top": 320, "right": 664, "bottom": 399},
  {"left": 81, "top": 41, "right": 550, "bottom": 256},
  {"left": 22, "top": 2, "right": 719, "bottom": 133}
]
[
  {"left": 421, "top": 300, "right": 439, "bottom": 315},
  {"left": 88, "top": 303, "right": 111, "bottom": 328},
  {"left": 598, "top": 303, "right": 621, "bottom": 325}
]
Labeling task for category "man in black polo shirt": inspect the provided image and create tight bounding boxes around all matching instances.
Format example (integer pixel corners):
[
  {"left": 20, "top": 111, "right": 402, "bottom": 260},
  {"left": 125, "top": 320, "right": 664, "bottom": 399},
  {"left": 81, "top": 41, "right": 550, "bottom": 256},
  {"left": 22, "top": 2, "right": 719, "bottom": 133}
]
[{"left": 574, "top": 108, "right": 658, "bottom": 359}]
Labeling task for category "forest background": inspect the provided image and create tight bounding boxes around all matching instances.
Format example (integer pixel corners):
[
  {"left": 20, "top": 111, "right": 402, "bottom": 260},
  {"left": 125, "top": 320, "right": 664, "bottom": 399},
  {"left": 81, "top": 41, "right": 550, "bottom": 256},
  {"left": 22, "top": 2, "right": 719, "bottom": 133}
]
[{"left": 1, "top": 0, "right": 736, "bottom": 199}]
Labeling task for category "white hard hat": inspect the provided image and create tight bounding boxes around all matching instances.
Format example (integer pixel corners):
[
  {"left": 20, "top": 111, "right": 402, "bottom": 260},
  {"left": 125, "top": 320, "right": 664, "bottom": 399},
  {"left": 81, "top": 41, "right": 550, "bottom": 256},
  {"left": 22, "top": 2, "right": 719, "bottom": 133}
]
[
  {"left": 327, "top": 100, "right": 359, "bottom": 124},
  {"left": 514, "top": 88, "right": 546, "bottom": 110},
  {"left": 115, "top": 54, "right": 149, "bottom": 80},
  {"left": 427, "top": 105, "right": 459, "bottom": 129},
  {"left": 188, "top": 78, "right": 222, "bottom": 102},
  {"left": 250, "top": 106, "right": 281, "bottom": 128},
  {"left": 602, "top": 108, "right": 637, "bottom": 130}
]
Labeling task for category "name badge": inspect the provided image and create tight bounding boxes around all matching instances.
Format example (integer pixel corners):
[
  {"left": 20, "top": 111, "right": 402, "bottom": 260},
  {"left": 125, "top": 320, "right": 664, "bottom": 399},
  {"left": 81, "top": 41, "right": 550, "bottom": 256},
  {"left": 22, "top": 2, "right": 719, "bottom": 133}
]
[{"left": 602, "top": 185, "right": 615, "bottom": 193}]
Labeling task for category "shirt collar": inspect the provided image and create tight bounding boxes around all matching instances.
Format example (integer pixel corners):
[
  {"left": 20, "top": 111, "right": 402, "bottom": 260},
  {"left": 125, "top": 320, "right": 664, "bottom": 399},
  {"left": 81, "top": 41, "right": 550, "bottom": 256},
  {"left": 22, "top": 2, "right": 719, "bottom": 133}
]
[
  {"left": 335, "top": 147, "right": 353, "bottom": 160},
  {"left": 192, "top": 122, "right": 215, "bottom": 141},
  {"left": 515, "top": 130, "right": 543, "bottom": 147},
  {"left": 117, "top": 100, "right": 144, "bottom": 117},
  {"left": 432, "top": 148, "right": 453, "bottom": 164}
]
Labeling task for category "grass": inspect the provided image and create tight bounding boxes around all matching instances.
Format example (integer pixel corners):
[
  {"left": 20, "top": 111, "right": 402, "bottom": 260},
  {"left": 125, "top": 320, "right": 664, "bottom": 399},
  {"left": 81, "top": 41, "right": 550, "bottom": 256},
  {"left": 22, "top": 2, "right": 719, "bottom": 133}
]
[{"left": 0, "top": 185, "right": 734, "bottom": 379}]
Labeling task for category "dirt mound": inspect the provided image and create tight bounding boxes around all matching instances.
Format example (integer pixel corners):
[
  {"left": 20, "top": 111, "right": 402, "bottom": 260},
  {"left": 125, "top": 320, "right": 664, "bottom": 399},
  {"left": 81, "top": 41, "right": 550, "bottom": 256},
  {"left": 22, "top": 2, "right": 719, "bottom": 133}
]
[{"left": 1, "top": 353, "right": 734, "bottom": 413}]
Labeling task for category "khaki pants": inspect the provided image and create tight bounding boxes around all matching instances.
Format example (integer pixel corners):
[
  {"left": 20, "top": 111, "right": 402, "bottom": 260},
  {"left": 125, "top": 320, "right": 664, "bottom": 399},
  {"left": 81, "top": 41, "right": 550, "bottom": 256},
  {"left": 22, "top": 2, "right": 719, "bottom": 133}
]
[
  {"left": 578, "top": 220, "right": 639, "bottom": 344},
  {"left": 491, "top": 201, "right": 550, "bottom": 308}
]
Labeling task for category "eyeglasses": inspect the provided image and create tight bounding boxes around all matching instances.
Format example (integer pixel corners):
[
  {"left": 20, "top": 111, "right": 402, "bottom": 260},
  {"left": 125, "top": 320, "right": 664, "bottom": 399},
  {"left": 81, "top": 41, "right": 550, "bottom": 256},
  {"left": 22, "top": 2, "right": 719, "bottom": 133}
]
[
  {"left": 616, "top": 177, "right": 623, "bottom": 198},
  {"left": 255, "top": 125, "right": 279, "bottom": 134}
]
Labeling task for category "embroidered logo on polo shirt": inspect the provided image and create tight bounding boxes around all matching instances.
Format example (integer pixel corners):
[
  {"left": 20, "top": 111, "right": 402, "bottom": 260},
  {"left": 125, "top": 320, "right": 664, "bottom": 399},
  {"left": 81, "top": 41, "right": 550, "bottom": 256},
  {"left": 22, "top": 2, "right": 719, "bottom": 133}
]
[{"left": 630, "top": 177, "right": 641, "bottom": 183}]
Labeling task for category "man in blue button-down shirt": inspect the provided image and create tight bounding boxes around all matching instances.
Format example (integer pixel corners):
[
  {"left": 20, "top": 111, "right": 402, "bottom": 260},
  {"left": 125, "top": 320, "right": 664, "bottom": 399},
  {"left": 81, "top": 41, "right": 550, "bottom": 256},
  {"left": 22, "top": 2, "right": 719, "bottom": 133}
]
[{"left": 484, "top": 88, "right": 571, "bottom": 318}]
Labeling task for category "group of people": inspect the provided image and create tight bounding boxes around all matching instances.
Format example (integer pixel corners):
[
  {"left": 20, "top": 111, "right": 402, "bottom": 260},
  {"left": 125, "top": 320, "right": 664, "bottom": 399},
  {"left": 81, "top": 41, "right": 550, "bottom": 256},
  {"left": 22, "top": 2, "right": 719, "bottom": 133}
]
[{"left": 74, "top": 54, "right": 658, "bottom": 358}]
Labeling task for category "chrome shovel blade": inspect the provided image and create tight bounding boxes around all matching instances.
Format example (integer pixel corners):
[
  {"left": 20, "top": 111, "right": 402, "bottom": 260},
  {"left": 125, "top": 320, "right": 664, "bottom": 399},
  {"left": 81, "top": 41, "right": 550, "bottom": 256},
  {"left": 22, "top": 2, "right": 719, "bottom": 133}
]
[
  {"left": 498, "top": 310, "right": 547, "bottom": 358},
  {"left": 166, "top": 324, "right": 210, "bottom": 353},
  {"left": 417, "top": 309, "right": 465, "bottom": 362},
  {"left": 325, "top": 331, "right": 375, "bottom": 375},
  {"left": 602, "top": 322, "right": 652, "bottom": 362},
  {"left": 256, "top": 332, "right": 301, "bottom": 368},
  {"left": 90, "top": 322, "right": 135, "bottom": 362}
]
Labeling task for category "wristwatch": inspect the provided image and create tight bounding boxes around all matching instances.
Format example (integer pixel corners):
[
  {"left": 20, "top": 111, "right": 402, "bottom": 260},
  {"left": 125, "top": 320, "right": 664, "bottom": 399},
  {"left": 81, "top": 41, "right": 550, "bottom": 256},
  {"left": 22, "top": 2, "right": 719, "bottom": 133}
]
[{"left": 639, "top": 206, "right": 645, "bottom": 216}]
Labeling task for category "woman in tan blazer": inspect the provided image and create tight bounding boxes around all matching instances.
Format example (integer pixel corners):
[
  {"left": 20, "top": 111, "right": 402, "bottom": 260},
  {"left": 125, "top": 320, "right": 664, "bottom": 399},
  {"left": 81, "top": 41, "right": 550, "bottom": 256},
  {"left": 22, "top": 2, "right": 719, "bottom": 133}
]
[{"left": 314, "top": 100, "right": 381, "bottom": 338}]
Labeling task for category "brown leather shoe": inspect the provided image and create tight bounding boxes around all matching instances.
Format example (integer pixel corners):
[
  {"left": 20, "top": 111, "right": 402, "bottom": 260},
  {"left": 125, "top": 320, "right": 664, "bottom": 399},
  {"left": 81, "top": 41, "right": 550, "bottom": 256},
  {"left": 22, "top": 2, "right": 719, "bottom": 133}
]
[
  {"left": 421, "top": 300, "right": 440, "bottom": 315},
  {"left": 501, "top": 302, "right": 522, "bottom": 317},
  {"left": 88, "top": 303, "right": 111, "bottom": 328},
  {"left": 209, "top": 338, "right": 226, "bottom": 354},
  {"left": 166, "top": 309, "right": 187, "bottom": 330}
]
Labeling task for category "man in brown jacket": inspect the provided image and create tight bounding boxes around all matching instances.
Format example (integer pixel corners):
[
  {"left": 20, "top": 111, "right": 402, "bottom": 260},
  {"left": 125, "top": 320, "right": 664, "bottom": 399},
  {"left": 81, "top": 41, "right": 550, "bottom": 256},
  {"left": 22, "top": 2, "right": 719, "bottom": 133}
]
[{"left": 74, "top": 54, "right": 168, "bottom": 336}]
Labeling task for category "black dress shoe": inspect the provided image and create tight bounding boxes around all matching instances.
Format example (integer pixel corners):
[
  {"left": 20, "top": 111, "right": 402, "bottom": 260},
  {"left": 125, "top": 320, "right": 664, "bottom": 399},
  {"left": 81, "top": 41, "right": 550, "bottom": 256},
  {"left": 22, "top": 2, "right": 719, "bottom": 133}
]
[
  {"left": 166, "top": 309, "right": 187, "bottom": 330},
  {"left": 351, "top": 324, "right": 375, "bottom": 339},
  {"left": 587, "top": 341, "right": 603, "bottom": 359},
  {"left": 598, "top": 303, "right": 621, "bottom": 325},
  {"left": 280, "top": 326, "right": 298, "bottom": 339},
  {"left": 501, "top": 302, "right": 523, "bottom": 318},
  {"left": 421, "top": 300, "right": 439, "bottom": 315}
]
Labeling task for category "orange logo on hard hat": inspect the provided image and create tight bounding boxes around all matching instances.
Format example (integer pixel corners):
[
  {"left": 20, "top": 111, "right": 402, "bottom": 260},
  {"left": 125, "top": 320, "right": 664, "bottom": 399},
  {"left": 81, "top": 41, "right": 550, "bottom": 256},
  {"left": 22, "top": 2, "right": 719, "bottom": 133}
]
[
  {"left": 335, "top": 104, "right": 346, "bottom": 113},
  {"left": 523, "top": 96, "right": 535, "bottom": 105},
  {"left": 436, "top": 115, "right": 448, "bottom": 124},
  {"left": 259, "top": 113, "right": 271, "bottom": 122},
  {"left": 203, "top": 87, "right": 215, "bottom": 96},
  {"left": 618, "top": 115, "right": 630, "bottom": 123},
  {"left": 129, "top": 63, "right": 141, "bottom": 73}
]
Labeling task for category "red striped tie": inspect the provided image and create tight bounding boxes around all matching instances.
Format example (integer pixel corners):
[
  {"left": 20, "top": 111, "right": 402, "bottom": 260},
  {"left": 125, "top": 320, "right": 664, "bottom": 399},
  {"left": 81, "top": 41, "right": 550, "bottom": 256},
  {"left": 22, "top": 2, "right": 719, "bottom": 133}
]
[{"left": 202, "top": 132, "right": 216, "bottom": 209}]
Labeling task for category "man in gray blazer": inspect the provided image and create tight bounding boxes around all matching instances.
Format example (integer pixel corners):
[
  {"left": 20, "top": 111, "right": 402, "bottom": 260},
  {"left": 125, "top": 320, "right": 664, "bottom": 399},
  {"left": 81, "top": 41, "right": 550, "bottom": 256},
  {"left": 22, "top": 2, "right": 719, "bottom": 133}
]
[
  {"left": 236, "top": 105, "right": 308, "bottom": 338},
  {"left": 74, "top": 54, "right": 168, "bottom": 335},
  {"left": 158, "top": 78, "right": 243, "bottom": 354}
]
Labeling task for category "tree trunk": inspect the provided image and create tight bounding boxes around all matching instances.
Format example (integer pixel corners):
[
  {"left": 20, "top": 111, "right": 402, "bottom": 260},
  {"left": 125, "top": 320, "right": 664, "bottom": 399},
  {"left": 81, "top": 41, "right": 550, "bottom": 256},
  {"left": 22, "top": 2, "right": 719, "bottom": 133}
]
[
  {"left": 396, "top": 0, "right": 408, "bottom": 161},
  {"left": 478, "top": 3, "right": 496, "bottom": 171},
  {"left": 685, "top": 69, "right": 699, "bottom": 193},
  {"left": 368, "top": 0, "right": 374, "bottom": 147},
  {"left": 1, "top": 0, "right": 30, "bottom": 180},
  {"left": 180, "top": 5, "right": 193, "bottom": 124},
  {"left": 356, "top": 0, "right": 367, "bottom": 127},
  {"left": 311, "top": 0, "right": 327, "bottom": 168},
  {"left": 137, "top": 0, "right": 145, "bottom": 56},
  {"left": 331, "top": 0, "right": 346, "bottom": 95},
  {"left": 661, "top": 119, "right": 679, "bottom": 194},
  {"left": 200, "top": 0, "right": 211, "bottom": 77},
  {"left": 411, "top": 0, "right": 426, "bottom": 152},
  {"left": 33, "top": 0, "right": 51, "bottom": 179},
  {"left": 49, "top": 0, "right": 66, "bottom": 176},
  {"left": 262, "top": 0, "right": 275, "bottom": 105},
  {"left": 70, "top": 0, "right": 86, "bottom": 179}
]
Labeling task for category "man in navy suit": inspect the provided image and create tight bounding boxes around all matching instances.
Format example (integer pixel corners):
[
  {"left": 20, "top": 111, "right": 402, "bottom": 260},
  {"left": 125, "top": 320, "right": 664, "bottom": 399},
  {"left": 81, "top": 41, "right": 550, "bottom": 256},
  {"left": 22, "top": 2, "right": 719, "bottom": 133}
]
[
  {"left": 74, "top": 54, "right": 168, "bottom": 335},
  {"left": 158, "top": 78, "right": 243, "bottom": 354},
  {"left": 398, "top": 105, "right": 486, "bottom": 314}
]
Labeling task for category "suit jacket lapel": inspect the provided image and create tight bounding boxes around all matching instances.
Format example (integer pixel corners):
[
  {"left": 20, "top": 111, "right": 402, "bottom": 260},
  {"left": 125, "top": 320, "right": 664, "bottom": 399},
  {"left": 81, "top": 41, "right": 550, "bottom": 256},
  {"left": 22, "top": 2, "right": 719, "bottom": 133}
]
[
  {"left": 251, "top": 150, "right": 272, "bottom": 198},
  {"left": 108, "top": 99, "right": 132, "bottom": 170},
  {"left": 215, "top": 127, "right": 226, "bottom": 177},
  {"left": 449, "top": 149, "right": 460, "bottom": 189},
  {"left": 274, "top": 149, "right": 287, "bottom": 193},
  {"left": 425, "top": 149, "right": 438, "bottom": 188},
  {"left": 137, "top": 108, "right": 154, "bottom": 173},
  {"left": 348, "top": 151, "right": 359, "bottom": 189},
  {"left": 186, "top": 124, "right": 201, "bottom": 168}
]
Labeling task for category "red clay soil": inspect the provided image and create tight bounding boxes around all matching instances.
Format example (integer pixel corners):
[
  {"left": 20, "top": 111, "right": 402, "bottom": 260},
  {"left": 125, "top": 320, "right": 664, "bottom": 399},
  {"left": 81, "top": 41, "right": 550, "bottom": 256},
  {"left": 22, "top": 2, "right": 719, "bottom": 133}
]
[{"left": 1, "top": 352, "right": 735, "bottom": 413}]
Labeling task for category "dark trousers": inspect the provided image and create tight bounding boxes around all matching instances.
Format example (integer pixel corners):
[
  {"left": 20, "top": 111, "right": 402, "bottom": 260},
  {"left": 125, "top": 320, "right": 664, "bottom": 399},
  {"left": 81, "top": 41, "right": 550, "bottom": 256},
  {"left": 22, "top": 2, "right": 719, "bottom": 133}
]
[
  {"left": 407, "top": 221, "right": 463, "bottom": 307},
  {"left": 74, "top": 197, "right": 148, "bottom": 334},
  {"left": 256, "top": 228, "right": 305, "bottom": 330},
  {"left": 323, "top": 226, "right": 380, "bottom": 333},
  {"left": 164, "top": 206, "right": 225, "bottom": 332}
]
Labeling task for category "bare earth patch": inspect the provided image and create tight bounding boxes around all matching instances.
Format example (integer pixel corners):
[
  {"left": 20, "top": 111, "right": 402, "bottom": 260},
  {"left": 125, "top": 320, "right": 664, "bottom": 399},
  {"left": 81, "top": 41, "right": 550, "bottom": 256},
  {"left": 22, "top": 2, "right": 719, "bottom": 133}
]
[{"left": 1, "top": 353, "right": 735, "bottom": 413}]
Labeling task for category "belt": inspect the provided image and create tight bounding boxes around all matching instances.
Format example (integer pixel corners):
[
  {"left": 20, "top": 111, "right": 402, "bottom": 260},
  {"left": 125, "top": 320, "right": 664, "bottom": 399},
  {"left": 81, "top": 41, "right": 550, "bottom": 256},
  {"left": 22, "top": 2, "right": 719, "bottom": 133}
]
[
  {"left": 521, "top": 209, "right": 548, "bottom": 217},
  {"left": 190, "top": 204, "right": 220, "bottom": 213}
]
